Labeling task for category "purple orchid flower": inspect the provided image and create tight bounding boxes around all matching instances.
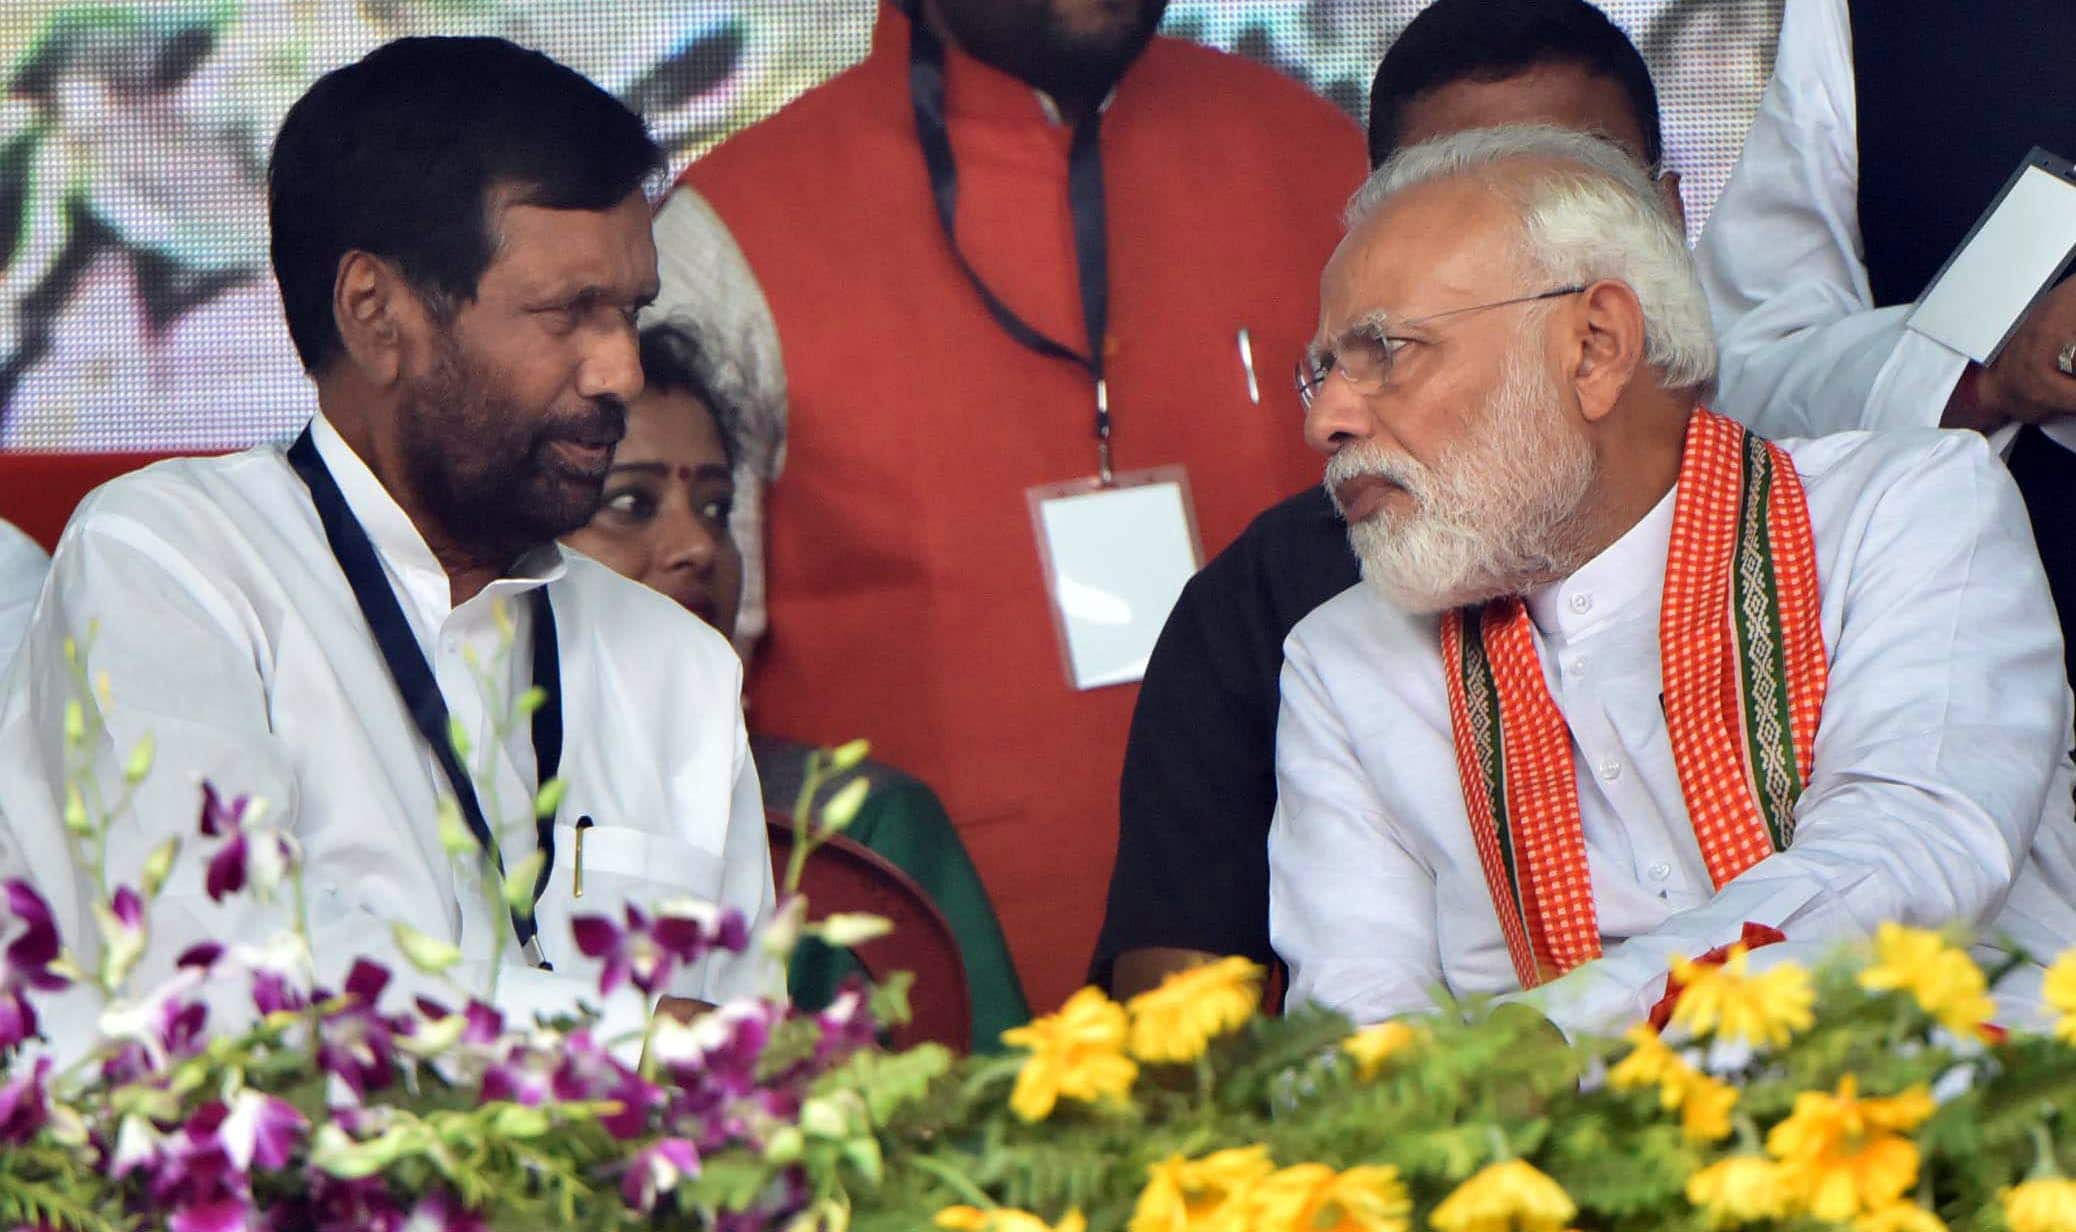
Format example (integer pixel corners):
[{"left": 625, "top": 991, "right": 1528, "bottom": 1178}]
[
  {"left": 315, "top": 961, "right": 403, "bottom": 1100},
  {"left": 571, "top": 900, "right": 748, "bottom": 998},
  {"left": 294, "top": 1173, "right": 407, "bottom": 1232},
  {"left": 0, "top": 880, "right": 69, "bottom": 1050},
  {"left": 621, "top": 1138, "right": 700, "bottom": 1212},
  {"left": 0, "top": 1056, "right": 50, "bottom": 1144},
  {"left": 550, "top": 1028, "right": 663, "bottom": 1140},
  {"left": 814, "top": 979, "right": 881, "bottom": 1068},
  {"left": 479, "top": 1032, "right": 559, "bottom": 1108},
  {"left": 197, "top": 782, "right": 295, "bottom": 903},
  {"left": 99, "top": 968, "right": 209, "bottom": 1084},
  {"left": 413, "top": 997, "right": 503, "bottom": 1046},
  {"left": 219, "top": 1089, "right": 305, "bottom": 1173},
  {"left": 146, "top": 1101, "right": 258, "bottom": 1232}
]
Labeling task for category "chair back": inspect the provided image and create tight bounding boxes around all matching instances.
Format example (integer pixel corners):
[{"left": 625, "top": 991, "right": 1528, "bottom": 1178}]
[{"left": 766, "top": 812, "right": 972, "bottom": 1053}]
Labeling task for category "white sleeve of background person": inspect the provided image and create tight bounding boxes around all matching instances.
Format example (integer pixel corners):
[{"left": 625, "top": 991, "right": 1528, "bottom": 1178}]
[{"left": 1694, "top": 0, "right": 1969, "bottom": 439}]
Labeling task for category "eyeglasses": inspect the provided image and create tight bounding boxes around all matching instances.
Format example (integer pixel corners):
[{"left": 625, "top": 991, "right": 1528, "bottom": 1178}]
[{"left": 1294, "top": 284, "right": 1587, "bottom": 409}]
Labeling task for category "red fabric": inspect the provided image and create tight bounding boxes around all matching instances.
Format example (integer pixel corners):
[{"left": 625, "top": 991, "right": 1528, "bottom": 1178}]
[
  {"left": 1646, "top": 922, "right": 1788, "bottom": 1031},
  {"left": 0, "top": 452, "right": 196, "bottom": 552},
  {"left": 682, "top": 4, "right": 1366, "bottom": 1008}
]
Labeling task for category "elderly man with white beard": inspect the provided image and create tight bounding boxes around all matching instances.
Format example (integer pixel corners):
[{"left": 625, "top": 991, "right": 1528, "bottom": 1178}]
[{"left": 1269, "top": 124, "right": 2076, "bottom": 1039}]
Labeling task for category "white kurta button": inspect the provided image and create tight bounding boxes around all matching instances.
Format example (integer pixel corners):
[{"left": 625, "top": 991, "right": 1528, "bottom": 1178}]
[
  {"left": 1567, "top": 655, "right": 1588, "bottom": 675},
  {"left": 1648, "top": 861, "right": 1671, "bottom": 881},
  {"left": 1568, "top": 592, "right": 1593, "bottom": 614},
  {"left": 1597, "top": 756, "right": 1622, "bottom": 781}
]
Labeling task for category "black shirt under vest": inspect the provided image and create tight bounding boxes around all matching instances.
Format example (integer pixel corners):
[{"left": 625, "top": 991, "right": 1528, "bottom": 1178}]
[{"left": 1851, "top": 0, "right": 2076, "bottom": 698}]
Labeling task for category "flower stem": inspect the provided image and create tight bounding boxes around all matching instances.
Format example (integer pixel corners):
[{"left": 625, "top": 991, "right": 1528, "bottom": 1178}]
[{"left": 907, "top": 1154, "right": 997, "bottom": 1209}]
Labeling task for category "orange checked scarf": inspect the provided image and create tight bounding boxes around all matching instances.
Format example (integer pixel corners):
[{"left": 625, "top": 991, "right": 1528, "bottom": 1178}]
[{"left": 1440, "top": 409, "right": 1828, "bottom": 989}]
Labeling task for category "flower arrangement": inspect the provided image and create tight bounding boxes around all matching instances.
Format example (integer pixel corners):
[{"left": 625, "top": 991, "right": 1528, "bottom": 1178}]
[
  {"left": 0, "top": 634, "right": 943, "bottom": 1230},
  {"left": 842, "top": 930, "right": 2076, "bottom": 1232},
  {"left": 8, "top": 633, "right": 2076, "bottom": 1232}
]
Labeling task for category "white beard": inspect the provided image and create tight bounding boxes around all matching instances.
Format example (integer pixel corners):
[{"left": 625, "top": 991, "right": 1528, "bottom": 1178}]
[{"left": 1326, "top": 344, "right": 1599, "bottom": 614}]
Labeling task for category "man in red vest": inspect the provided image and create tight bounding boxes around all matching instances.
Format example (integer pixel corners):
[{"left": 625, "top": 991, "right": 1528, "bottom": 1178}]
[{"left": 650, "top": 0, "right": 1365, "bottom": 1010}]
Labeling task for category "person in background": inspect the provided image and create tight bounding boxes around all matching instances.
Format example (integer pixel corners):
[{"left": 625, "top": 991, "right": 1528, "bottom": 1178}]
[
  {"left": 1273, "top": 124, "right": 2076, "bottom": 1036},
  {"left": 1095, "top": 0, "right": 1683, "bottom": 999},
  {"left": 651, "top": 0, "right": 1368, "bottom": 1009},
  {"left": 0, "top": 519, "right": 47, "bottom": 680},
  {"left": 563, "top": 322, "right": 1031, "bottom": 1043},
  {"left": 0, "top": 38, "right": 773, "bottom": 1021},
  {"left": 1695, "top": 0, "right": 2076, "bottom": 696}
]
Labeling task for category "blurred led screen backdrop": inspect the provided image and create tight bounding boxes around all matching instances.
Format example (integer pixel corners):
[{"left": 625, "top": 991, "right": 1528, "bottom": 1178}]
[{"left": 0, "top": 0, "right": 1779, "bottom": 452}]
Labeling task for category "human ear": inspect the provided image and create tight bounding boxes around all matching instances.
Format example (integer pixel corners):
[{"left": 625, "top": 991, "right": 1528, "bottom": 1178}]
[
  {"left": 1571, "top": 278, "right": 1647, "bottom": 425},
  {"left": 332, "top": 251, "right": 431, "bottom": 387}
]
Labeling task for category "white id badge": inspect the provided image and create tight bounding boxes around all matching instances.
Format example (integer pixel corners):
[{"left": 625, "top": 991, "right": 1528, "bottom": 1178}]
[{"left": 1028, "top": 466, "right": 1203, "bottom": 690}]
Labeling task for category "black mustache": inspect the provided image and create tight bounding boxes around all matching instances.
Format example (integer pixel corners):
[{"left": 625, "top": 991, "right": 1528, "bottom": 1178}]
[{"left": 537, "top": 400, "right": 627, "bottom": 449}]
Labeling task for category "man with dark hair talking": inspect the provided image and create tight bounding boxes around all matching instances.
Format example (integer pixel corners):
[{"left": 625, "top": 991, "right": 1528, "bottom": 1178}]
[
  {"left": 0, "top": 39, "right": 774, "bottom": 1019},
  {"left": 1094, "top": 0, "right": 1683, "bottom": 998}
]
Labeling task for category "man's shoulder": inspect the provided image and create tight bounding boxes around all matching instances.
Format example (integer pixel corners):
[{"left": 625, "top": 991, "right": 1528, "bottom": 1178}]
[
  {"left": 681, "top": 54, "right": 887, "bottom": 189},
  {"left": 1133, "top": 38, "right": 1360, "bottom": 135},
  {"left": 1285, "top": 575, "right": 1430, "bottom": 670},
  {"left": 60, "top": 446, "right": 296, "bottom": 554},
  {"left": 552, "top": 550, "right": 741, "bottom": 680},
  {"left": 1780, "top": 424, "right": 2003, "bottom": 505}
]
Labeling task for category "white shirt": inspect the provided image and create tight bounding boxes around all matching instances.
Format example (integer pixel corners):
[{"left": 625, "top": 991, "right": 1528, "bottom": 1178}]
[
  {"left": 0, "top": 519, "right": 47, "bottom": 681},
  {"left": 1694, "top": 0, "right": 2076, "bottom": 456},
  {"left": 1271, "top": 428, "right": 2076, "bottom": 1037},
  {"left": 0, "top": 415, "right": 776, "bottom": 1019}
]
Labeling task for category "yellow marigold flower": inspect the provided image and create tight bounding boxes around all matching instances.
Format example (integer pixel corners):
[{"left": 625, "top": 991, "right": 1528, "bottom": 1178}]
[
  {"left": 1687, "top": 1155, "right": 1792, "bottom": 1227},
  {"left": 2043, "top": 951, "right": 2076, "bottom": 1045},
  {"left": 1855, "top": 1201, "right": 1949, "bottom": 1232},
  {"left": 1766, "top": 1077, "right": 1934, "bottom": 1222},
  {"left": 1669, "top": 944, "right": 1814, "bottom": 1047},
  {"left": 1236, "top": 1163, "right": 1412, "bottom": 1232},
  {"left": 1608, "top": 1025, "right": 1688, "bottom": 1100},
  {"left": 2003, "top": 1177, "right": 2076, "bottom": 1232},
  {"left": 1429, "top": 1159, "right": 1576, "bottom": 1232},
  {"left": 1345, "top": 1021, "right": 1423, "bottom": 1080},
  {"left": 1124, "top": 956, "right": 1264, "bottom": 1064},
  {"left": 1131, "top": 1146, "right": 1276, "bottom": 1232},
  {"left": 1679, "top": 1072, "right": 1739, "bottom": 1144},
  {"left": 936, "top": 1206, "right": 1088, "bottom": 1232},
  {"left": 1000, "top": 986, "right": 1139, "bottom": 1122},
  {"left": 1858, "top": 924, "right": 1996, "bottom": 1035}
]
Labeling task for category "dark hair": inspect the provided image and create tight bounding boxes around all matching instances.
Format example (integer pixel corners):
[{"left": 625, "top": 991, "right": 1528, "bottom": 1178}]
[
  {"left": 268, "top": 37, "right": 664, "bottom": 372},
  {"left": 1366, "top": 0, "right": 1663, "bottom": 169},
  {"left": 638, "top": 322, "right": 741, "bottom": 472}
]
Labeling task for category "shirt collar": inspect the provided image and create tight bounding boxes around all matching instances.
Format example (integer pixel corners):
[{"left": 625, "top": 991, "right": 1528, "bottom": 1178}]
[
  {"left": 305, "top": 413, "right": 565, "bottom": 624},
  {"left": 1525, "top": 482, "right": 1678, "bottom": 640}
]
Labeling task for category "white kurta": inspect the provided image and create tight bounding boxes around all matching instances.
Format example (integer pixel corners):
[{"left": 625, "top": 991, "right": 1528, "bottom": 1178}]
[
  {"left": 1270, "top": 427, "right": 2076, "bottom": 1037},
  {"left": 0, "top": 415, "right": 776, "bottom": 1019},
  {"left": 1694, "top": 0, "right": 2076, "bottom": 456},
  {"left": 0, "top": 519, "right": 47, "bottom": 683}
]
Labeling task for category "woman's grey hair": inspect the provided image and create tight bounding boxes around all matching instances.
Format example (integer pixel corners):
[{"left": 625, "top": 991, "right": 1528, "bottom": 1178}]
[{"left": 1345, "top": 123, "right": 1716, "bottom": 393}]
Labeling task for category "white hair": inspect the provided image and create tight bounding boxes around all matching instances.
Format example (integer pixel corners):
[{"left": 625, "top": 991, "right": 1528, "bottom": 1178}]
[{"left": 1344, "top": 123, "right": 1716, "bottom": 393}]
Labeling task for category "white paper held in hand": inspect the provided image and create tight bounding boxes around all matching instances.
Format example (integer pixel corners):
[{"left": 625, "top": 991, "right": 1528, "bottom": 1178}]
[{"left": 1909, "top": 152, "right": 2076, "bottom": 365}]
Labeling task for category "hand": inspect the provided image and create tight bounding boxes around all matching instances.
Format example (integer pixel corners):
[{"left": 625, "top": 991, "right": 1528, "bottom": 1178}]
[{"left": 1944, "top": 278, "right": 2076, "bottom": 431}]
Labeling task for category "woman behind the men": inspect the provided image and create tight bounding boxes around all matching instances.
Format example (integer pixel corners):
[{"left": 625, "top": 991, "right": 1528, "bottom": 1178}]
[{"left": 562, "top": 323, "right": 1030, "bottom": 1043}]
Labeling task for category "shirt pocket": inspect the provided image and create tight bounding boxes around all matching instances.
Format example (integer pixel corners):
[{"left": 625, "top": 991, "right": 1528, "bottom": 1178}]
[{"left": 531, "top": 823, "right": 728, "bottom": 965}]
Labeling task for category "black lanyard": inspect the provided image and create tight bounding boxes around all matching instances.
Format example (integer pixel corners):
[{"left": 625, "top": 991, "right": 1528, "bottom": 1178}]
[
  {"left": 286, "top": 427, "right": 560, "bottom": 963},
  {"left": 906, "top": 12, "right": 1116, "bottom": 481}
]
